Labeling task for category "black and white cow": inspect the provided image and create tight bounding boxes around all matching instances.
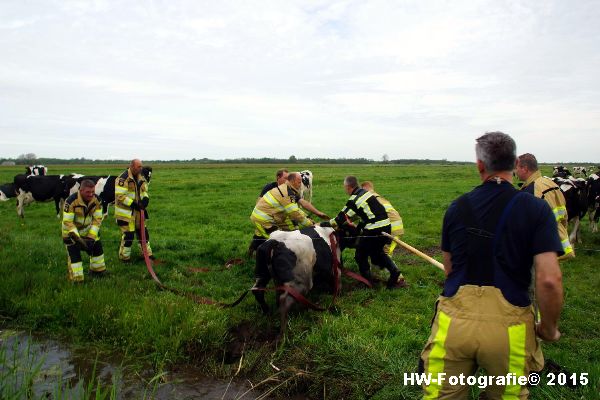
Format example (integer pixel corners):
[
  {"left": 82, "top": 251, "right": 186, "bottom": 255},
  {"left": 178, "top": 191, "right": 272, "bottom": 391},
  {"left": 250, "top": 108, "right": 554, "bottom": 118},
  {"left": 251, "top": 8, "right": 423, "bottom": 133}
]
[
  {"left": 553, "top": 166, "right": 571, "bottom": 179},
  {"left": 0, "top": 183, "right": 16, "bottom": 201},
  {"left": 253, "top": 225, "right": 341, "bottom": 332},
  {"left": 25, "top": 165, "right": 47, "bottom": 176},
  {"left": 300, "top": 169, "right": 313, "bottom": 202},
  {"left": 14, "top": 174, "right": 78, "bottom": 218},
  {"left": 572, "top": 166, "right": 587, "bottom": 178},
  {"left": 553, "top": 177, "right": 588, "bottom": 243},
  {"left": 587, "top": 173, "right": 600, "bottom": 233}
]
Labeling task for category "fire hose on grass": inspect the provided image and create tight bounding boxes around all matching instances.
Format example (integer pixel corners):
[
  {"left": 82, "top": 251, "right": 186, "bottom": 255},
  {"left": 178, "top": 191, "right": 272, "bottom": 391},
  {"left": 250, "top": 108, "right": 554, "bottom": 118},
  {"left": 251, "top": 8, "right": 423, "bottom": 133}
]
[
  {"left": 139, "top": 209, "right": 218, "bottom": 304},
  {"left": 381, "top": 232, "right": 445, "bottom": 271}
]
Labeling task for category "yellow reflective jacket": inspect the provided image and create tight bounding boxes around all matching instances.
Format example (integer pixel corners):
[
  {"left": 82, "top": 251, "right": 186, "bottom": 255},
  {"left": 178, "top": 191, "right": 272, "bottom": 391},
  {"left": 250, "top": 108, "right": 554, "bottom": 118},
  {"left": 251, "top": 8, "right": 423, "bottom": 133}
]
[
  {"left": 521, "top": 171, "right": 573, "bottom": 258},
  {"left": 371, "top": 192, "right": 404, "bottom": 235},
  {"left": 114, "top": 168, "right": 149, "bottom": 223},
  {"left": 251, "top": 183, "right": 313, "bottom": 231},
  {"left": 62, "top": 191, "right": 103, "bottom": 240}
]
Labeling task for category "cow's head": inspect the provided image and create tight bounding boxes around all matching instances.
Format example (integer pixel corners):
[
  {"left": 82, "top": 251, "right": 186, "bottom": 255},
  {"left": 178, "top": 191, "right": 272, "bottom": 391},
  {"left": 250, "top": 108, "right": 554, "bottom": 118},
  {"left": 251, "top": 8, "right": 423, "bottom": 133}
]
[
  {"left": 572, "top": 167, "right": 587, "bottom": 178},
  {"left": 142, "top": 166, "right": 152, "bottom": 183},
  {"left": 299, "top": 170, "right": 313, "bottom": 201},
  {"left": 552, "top": 166, "right": 571, "bottom": 178}
]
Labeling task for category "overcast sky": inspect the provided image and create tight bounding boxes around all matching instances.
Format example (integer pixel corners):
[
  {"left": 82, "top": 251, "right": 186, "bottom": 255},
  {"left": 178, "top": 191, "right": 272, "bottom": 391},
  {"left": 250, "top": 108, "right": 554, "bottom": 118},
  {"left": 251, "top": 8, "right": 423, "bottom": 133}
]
[{"left": 1, "top": 1, "right": 599, "bottom": 162}]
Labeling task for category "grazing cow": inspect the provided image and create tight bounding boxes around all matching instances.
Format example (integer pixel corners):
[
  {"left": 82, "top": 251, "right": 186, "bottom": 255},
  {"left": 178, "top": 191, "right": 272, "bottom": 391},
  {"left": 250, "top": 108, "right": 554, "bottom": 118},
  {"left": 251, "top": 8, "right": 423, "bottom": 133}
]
[
  {"left": 552, "top": 176, "right": 588, "bottom": 243},
  {"left": 252, "top": 225, "right": 341, "bottom": 333},
  {"left": 572, "top": 166, "right": 587, "bottom": 178},
  {"left": 14, "top": 174, "right": 77, "bottom": 218},
  {"left": 0, "top": 183, "right": 16, "bottom": 201},
  {"left": 587, "top": 173, "right": 600, "bottom": 233},
  {"left": 25, "top": 165, "right": 47, "bottom": 176},
  {"left": 553, "top": 166, "right": 571, "bottom": 178},
  {"left": 300, "top": 169, "right": 313, "bottom": 202}
]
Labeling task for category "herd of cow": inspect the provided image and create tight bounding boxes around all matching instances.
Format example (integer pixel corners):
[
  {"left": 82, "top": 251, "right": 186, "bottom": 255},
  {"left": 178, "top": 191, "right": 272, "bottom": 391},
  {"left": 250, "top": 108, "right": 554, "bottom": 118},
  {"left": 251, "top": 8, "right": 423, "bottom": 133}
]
[
  {"left": 0, "top": 164, "right": 152, "bottom": 219},
  {"left": 550, "top": 165, "right": 600, "bottom": 241}
]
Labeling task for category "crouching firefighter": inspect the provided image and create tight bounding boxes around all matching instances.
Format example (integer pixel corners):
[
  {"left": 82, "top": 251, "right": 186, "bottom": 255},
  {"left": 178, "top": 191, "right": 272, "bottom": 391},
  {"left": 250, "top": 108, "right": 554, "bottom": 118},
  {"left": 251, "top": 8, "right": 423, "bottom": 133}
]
[
  {"left": 249, "top": 172, "right": 314, "bottom": 255},
  {"left": 62, "top": 179, "right": 106, "bottom": 281},
  {"left": 115, "top": 159, "right": 152, "bottom": 261}
]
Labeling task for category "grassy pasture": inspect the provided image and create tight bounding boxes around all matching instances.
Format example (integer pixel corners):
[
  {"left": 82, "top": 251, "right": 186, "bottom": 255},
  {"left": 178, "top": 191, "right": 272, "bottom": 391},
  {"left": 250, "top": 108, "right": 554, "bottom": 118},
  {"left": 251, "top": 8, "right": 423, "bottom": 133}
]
[{"left": 0, "top": 163, "right": 598, "bottom": 399}]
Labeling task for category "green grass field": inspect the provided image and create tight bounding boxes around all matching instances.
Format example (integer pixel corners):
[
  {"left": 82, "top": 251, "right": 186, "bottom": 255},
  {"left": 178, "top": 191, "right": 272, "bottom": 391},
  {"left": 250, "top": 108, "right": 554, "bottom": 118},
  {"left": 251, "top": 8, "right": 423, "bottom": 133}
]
[{"left": 0, "top": 164, "right": 598, "bottom": 399}]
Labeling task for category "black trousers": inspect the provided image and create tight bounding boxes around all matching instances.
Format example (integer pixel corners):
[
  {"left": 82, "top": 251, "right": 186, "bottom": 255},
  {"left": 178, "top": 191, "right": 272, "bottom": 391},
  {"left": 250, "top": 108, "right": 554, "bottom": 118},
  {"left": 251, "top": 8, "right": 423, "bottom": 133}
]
[
  {"left": 354, "top": 228, "right": 399, "bottom": 278},
  {"left": 65, "top": 238, "right": 104, "bottom": 262}
]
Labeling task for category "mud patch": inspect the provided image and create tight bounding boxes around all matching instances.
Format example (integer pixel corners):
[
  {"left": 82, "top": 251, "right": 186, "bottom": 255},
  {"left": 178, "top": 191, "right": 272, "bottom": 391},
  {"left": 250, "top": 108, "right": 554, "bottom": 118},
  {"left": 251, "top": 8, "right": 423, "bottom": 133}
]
[
  {"left": 188, "top": 267, "right": 211, "bottom": 273},
  {"left": 225, "top": 321, "right": 278, "bottom": 364}
]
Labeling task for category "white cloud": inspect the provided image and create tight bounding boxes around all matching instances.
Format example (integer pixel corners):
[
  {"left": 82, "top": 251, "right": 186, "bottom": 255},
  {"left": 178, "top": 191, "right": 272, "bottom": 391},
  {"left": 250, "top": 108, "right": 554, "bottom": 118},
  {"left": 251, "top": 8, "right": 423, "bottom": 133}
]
[{"left": 0, "top": 0, "right": 599, "bottom": 161}]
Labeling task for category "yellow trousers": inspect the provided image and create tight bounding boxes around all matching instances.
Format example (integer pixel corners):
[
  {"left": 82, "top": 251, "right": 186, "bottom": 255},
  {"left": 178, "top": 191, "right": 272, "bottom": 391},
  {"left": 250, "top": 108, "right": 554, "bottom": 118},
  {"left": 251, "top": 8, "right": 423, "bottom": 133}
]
[{"left": 420, "top": 285, "right": 543, "bottom": 399}]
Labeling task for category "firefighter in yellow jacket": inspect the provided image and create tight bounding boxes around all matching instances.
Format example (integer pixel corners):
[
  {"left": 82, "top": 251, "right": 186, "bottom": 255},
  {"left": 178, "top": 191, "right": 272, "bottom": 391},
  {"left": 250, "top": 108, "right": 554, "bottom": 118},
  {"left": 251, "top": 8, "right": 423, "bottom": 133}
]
[
  {"left": 516, "top": 153, "right": 574, "bottom": 260},
  {"left": 115, "top": 159, "right": 152, "bottom": 261},
  {"left": 62, "top": 179, "right": 106, "bottom": 281},
  {"left": 361, "top": 181, "right": 404, "bottom": 256},
  {"left": 250, "top": 172, "right": 314, "bottom": 251}
]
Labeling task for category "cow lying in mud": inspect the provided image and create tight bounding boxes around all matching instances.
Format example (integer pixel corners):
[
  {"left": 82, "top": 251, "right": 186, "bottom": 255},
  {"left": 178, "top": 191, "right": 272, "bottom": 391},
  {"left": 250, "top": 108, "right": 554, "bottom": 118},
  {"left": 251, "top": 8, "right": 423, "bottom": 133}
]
[{"left": 252, "top": 225, "right": 341, "bottom": 333}]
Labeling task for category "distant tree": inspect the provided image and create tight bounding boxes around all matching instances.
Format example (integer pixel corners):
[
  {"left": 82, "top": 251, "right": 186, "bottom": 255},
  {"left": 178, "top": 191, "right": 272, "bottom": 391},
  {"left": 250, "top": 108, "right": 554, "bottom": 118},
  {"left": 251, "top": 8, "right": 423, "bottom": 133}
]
[
  {"left": 382, "top": 154, "right": 389, "bottom": 163},
  {"left": 17, "top": 153, "right": 37, "bottom": 163},
  {"left": 289, "top": 155, "right": 297, "bottom": 163}
]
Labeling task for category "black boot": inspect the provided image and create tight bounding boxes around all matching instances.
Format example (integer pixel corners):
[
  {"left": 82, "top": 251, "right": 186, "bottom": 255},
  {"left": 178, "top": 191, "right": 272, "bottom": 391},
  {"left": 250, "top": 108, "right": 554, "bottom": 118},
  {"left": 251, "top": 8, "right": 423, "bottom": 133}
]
[{"left": 386, "top": 268, "right": 400, "bottom": 289}]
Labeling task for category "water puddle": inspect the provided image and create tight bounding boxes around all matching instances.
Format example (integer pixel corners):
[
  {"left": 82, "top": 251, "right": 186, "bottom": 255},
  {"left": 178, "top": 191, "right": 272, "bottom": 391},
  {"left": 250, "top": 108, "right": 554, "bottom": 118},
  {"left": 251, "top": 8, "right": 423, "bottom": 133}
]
[{"left": 0, "top": 329, "right": 262, "bottom": 399}]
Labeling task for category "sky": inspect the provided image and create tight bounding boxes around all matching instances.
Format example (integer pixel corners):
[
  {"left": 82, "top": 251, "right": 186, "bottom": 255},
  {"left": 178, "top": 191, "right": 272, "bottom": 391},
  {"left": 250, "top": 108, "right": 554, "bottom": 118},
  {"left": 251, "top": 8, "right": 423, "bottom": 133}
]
[{"left": 1, "top": 0, "right": 599, "bottom": 162}]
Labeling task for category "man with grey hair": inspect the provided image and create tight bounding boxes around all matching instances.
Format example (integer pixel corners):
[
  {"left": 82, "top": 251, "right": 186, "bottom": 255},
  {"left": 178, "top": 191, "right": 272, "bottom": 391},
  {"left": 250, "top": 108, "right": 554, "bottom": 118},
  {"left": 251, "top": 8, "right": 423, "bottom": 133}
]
[
  {"left": 326, "top": 175, "right": 405, "bottom": 288},
  {"left": 420, "top": 132, "right": 564, "bottom": 399}
]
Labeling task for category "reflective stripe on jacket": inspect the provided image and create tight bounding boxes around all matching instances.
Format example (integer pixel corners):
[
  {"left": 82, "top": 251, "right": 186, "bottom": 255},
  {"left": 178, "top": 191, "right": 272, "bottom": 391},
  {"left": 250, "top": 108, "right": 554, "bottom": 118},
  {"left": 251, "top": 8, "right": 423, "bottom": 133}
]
[
  {"left": 521, "top": 171, "right": 573, "bottom": 257},
  {"left": 115, "top": 168, "right": 149, "bottom": 223},
  {"left": 251, "top": 183, "right": 312, "bottom": 230},
  {"left": 372, "top": 191, "right": 404, "bottom": 235},
  {"left": 332, "top": 187, "right": 390, "bottom": 231}
]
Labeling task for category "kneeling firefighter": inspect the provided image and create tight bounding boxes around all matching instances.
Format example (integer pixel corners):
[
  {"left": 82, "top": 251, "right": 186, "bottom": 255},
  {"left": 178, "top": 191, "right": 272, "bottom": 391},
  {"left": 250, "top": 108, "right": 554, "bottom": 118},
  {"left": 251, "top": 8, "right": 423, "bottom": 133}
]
[{"left": 62, "top": 179, "right": 106, "bottom": 281}]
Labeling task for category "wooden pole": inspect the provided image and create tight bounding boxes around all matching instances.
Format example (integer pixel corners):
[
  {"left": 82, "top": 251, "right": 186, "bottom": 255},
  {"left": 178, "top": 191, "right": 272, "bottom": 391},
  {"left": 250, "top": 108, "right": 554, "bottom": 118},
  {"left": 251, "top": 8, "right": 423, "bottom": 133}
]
[{"left": 382, "top": 232, "right": 445, "bottom": 271}]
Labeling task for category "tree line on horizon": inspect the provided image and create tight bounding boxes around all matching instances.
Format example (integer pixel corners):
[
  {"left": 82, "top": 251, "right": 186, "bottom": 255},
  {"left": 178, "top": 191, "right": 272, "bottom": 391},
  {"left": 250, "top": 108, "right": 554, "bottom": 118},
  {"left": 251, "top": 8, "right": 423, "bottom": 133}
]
[{"left": 1, "top": 154, "right": 472, "bottom": 165}]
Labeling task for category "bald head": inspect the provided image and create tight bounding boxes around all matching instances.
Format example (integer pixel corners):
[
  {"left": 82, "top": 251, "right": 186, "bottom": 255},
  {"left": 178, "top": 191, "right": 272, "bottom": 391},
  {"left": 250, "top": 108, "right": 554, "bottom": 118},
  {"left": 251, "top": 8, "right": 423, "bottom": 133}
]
[{"left": 130, "top": 159, "right": 143, "bottom": 176}]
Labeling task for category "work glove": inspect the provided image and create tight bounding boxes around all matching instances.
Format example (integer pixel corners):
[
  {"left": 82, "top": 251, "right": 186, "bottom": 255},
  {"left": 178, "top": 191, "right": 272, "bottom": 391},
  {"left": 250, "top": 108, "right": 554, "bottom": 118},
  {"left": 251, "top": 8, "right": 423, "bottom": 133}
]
[
  {"left": 129, "top": 201, "right": 140, "bottom": 210},
  {"left": 140, "top": 197, "right": 149, "bottom": 209},
  {"left": 84, "top": 237, "right": 95, "bottom": 254},
  {"left": 74, "top": 236, "right": 89, "bottom": 253}
]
